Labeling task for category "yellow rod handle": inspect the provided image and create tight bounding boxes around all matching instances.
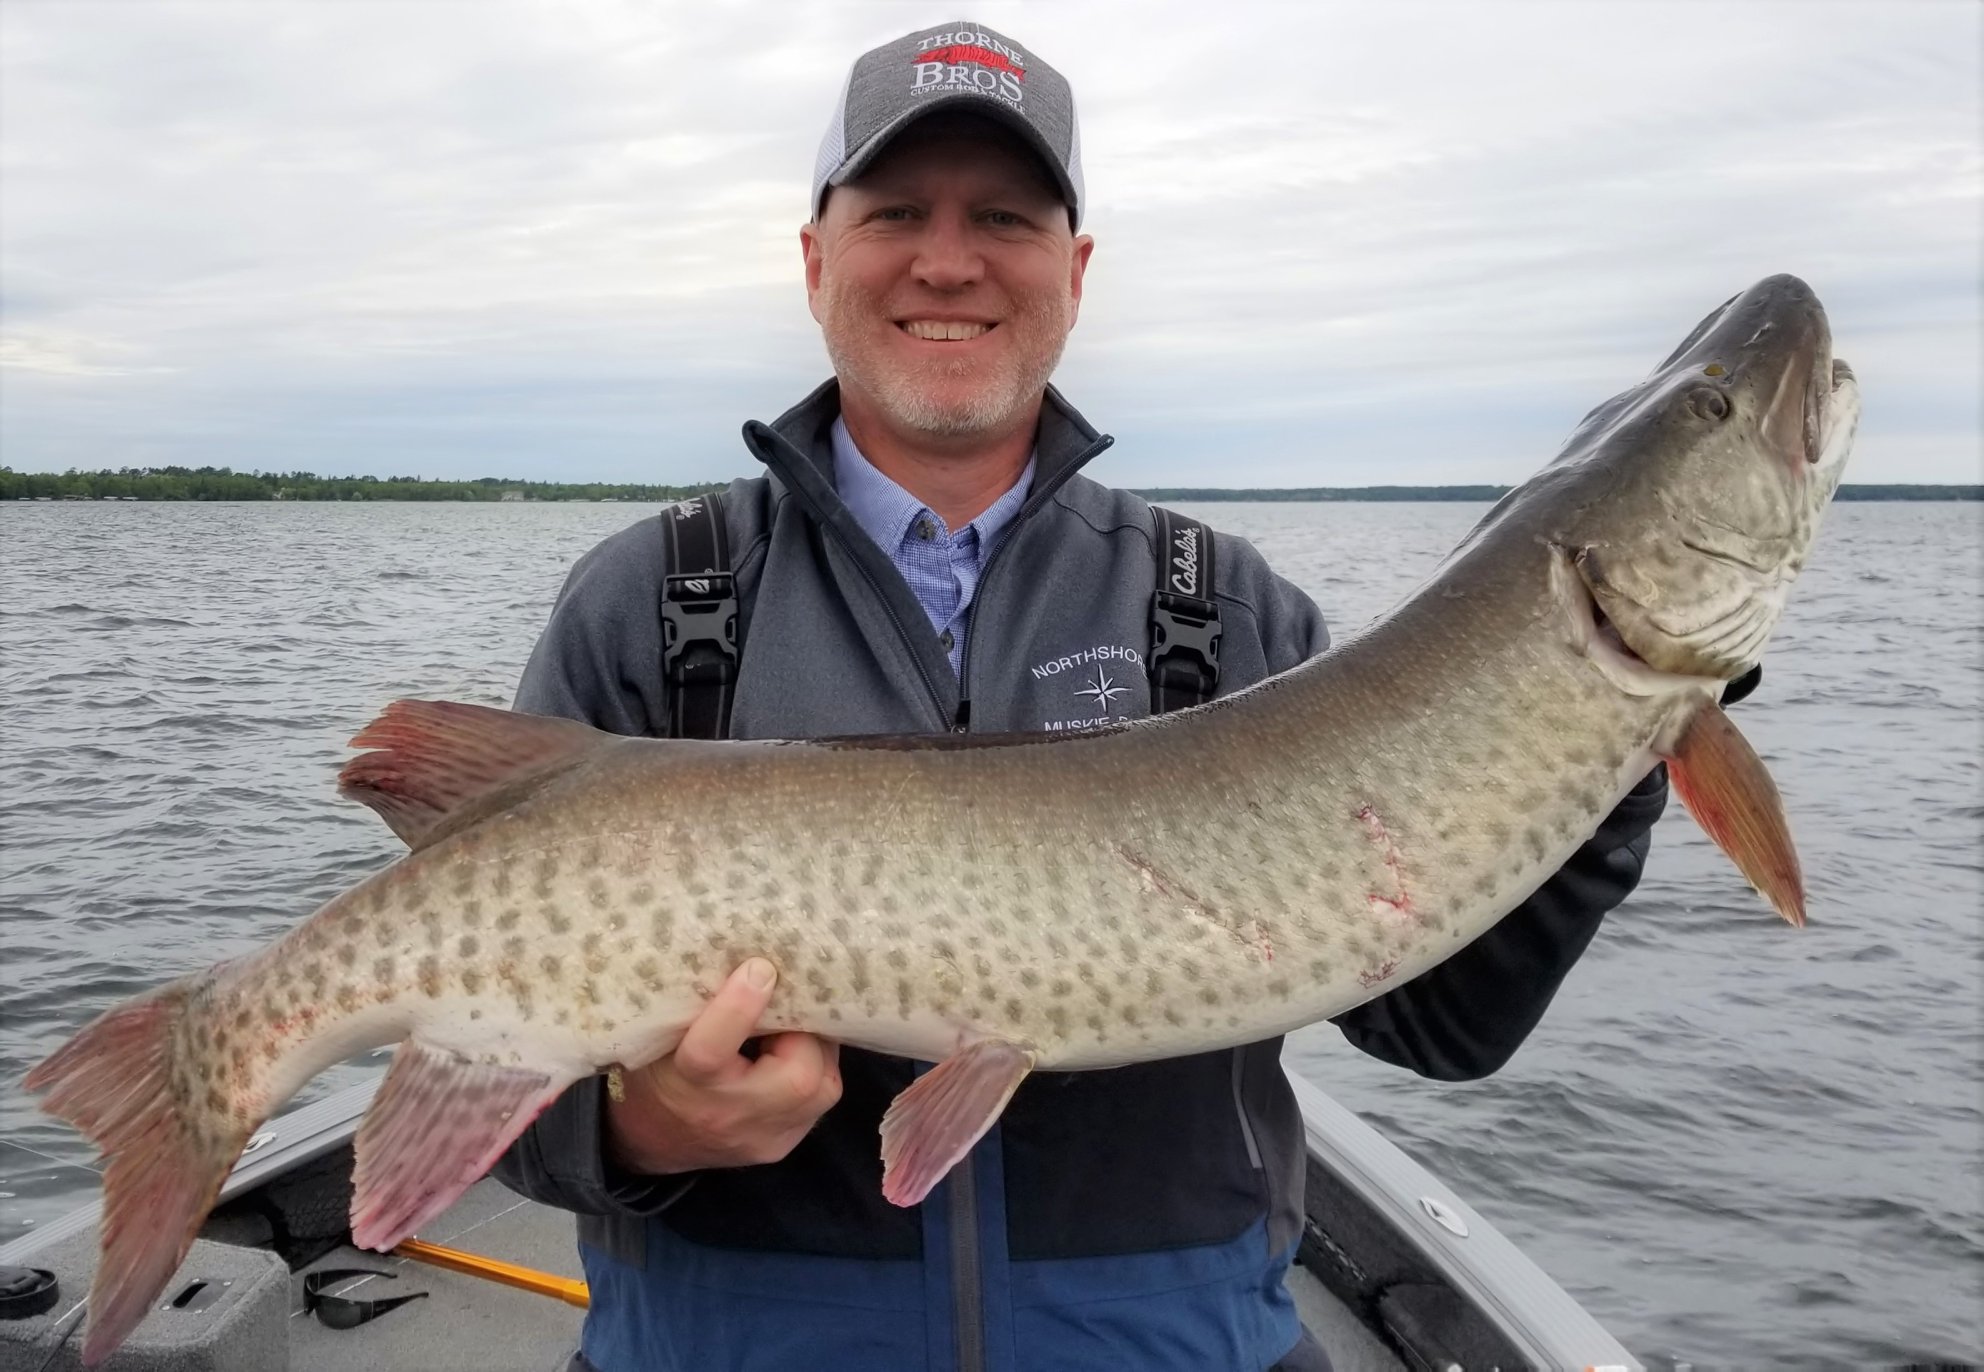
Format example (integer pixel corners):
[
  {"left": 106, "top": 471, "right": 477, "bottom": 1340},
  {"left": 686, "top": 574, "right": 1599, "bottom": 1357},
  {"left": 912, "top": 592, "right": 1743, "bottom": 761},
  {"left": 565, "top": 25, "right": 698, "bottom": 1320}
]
[{"left": 393, "top": 1237, "right": 591, "bottom": 1309}]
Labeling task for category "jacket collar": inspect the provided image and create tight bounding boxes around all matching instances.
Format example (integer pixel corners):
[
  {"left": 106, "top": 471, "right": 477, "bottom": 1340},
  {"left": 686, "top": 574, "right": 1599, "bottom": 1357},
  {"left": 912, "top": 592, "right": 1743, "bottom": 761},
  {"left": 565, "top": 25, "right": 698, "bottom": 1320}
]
[{"left": 742, "top": 379, "right": 1114, "bottom": 520}]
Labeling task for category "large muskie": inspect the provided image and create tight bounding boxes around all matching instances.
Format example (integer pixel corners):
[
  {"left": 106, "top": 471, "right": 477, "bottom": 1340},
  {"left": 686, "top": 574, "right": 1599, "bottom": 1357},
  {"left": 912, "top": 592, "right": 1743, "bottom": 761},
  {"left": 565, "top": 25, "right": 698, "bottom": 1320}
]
[{"left": 30, "top": 274, "right": 1859, "bottom": 1363}]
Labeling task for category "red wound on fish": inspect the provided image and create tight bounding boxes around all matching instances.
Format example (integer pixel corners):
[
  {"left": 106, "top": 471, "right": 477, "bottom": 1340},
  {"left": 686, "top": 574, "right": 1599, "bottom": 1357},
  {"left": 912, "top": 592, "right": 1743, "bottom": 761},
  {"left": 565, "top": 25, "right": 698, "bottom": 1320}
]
[
  {"left": 339, "top": 700, "right": 610, "bottom": 849},
  {"left": 349, "top": 1040, "right": 567, "bottom": 1252},
  {"left": 1356, "top": 805, "right": 1415, "bottom": 921},
  {"left": 23, "top": 977, "right": 253, "bottom": 1365},
  {"left": 879, "top": 1040, "right": 1035, "bottom": 1207},
  {"left": 1663, "top": 702, "right": 1807, "bottom": 926}
]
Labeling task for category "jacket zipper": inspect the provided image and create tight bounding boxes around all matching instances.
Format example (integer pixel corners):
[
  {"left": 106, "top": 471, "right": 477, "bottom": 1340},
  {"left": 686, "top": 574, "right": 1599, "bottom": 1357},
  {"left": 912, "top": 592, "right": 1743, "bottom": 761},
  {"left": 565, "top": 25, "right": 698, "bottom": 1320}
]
[
  {"left": 812, "top": 516, "right": 953, "bottom": 729},
  {"left": 950, "top": 1155, "right": 985, "bottom": 1372},
  {"left": 942, "top": 434, "right": 1109, "bottom": 1369},
  {"left": 1230, "top": 1047, "right": 1264, "bottom": 1171},
  {"left": 952, "top": 435, "right": 1113, "bottom": 727}
]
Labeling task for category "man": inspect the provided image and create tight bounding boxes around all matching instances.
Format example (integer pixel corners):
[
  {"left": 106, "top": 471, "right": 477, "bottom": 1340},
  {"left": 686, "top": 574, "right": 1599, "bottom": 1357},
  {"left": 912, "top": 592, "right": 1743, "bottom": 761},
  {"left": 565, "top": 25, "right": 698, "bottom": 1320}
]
[{"left": 494, "top": 23, "right": 1668, "bottom": 1372}]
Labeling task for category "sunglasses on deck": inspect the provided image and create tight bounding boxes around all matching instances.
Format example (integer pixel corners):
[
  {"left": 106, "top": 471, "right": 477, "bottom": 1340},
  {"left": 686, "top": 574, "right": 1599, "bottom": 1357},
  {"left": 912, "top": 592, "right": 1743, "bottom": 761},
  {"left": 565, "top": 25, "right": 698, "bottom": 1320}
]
[{"left": 302, "top": 1268, "right": 429, "bottom": 1330}]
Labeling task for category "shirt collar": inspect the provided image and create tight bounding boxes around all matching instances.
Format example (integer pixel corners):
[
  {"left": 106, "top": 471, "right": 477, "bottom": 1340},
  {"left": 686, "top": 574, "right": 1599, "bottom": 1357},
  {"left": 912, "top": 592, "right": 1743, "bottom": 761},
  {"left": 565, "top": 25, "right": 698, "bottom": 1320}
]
[{"left": 830, "top": 416, "right": 1036, "bottom": 553}]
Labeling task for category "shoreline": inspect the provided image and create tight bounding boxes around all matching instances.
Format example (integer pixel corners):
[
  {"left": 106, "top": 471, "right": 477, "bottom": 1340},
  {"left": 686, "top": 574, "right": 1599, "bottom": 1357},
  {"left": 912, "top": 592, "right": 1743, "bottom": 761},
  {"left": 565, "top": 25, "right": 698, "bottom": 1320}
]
[{"left": 3, "top": 485, "right": 1977, "bottom": 504}]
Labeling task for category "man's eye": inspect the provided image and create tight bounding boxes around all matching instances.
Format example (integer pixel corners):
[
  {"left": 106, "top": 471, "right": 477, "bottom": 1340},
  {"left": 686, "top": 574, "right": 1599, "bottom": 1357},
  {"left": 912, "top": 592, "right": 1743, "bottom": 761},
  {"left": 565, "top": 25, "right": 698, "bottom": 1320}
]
[
  {"left": 982, "top": 211, "right": 1025, "bottom": 228},
  {"left": 874, "top": 207, "right": 917, "bottom": 222}
]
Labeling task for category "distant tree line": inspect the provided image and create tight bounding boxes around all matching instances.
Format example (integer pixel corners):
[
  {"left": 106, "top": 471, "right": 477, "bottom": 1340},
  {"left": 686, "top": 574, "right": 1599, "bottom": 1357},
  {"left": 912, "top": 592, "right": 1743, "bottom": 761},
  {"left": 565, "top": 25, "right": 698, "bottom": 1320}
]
[
  {"left": 0, "top": 466, "right": 724, "bottom": 504},
  {"left": 1811, "top": 485, "right": 1980, "bottom": 501},
  {"left": 1134, "top": 486, "right": 1516, "bottom": 502},
  {"left": 1135, "top": 484, "right": 1979, "bottom": 502},
  {"left": 2, "top": 467, "right": 1974, "bottom": 503}
]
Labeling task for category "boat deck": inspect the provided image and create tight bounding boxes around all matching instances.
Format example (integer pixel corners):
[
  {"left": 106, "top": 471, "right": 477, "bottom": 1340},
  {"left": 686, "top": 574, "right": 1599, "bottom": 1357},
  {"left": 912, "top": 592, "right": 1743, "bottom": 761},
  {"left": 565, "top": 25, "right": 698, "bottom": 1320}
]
[
  {"left": 0, "top": 1067, "right": 1638, "bottom": 1372},
  {"left": 291, "top": 1181, "right": 584, "bottom": 1372}
]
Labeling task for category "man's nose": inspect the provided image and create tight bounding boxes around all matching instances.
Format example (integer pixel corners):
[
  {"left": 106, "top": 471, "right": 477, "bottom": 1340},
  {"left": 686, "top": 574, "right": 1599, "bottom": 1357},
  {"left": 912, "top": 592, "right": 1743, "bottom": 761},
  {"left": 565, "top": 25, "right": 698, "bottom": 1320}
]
[{"left": 910, "top": 211, "right": 984, "bottom": 290}]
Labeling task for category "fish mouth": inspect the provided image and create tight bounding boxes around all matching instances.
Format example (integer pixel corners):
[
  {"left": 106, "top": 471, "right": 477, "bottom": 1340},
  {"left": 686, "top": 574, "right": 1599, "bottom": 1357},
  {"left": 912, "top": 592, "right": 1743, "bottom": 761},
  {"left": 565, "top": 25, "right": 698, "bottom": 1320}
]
[
  {"left": 1759, "top": 337, "right": 1836, "bottom": 470},
  {"left": 1817, "top": 356, "right": 1859, "bottom": 476},
  {"left": 1775, "top": 346, "right": 1860, "bottom": 496}
]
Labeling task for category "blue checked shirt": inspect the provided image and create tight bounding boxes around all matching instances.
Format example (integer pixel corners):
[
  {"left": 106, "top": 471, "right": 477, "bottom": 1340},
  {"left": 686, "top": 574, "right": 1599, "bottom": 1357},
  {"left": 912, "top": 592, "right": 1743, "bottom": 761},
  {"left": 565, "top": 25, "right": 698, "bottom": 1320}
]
[{"left": 831, "top": 417, "right": 1035, "bottom": 676}]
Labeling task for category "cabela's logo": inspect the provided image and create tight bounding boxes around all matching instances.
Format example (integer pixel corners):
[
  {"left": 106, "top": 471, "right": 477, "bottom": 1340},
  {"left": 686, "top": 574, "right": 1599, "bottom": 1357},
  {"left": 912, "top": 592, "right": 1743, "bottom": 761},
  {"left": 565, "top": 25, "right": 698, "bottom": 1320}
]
[
  {"left": 910, "top": 29, "right": 1025, "bottom": 103},
  {"left": 1168, "top": 525, "right": 1201, "bottom": 596}
]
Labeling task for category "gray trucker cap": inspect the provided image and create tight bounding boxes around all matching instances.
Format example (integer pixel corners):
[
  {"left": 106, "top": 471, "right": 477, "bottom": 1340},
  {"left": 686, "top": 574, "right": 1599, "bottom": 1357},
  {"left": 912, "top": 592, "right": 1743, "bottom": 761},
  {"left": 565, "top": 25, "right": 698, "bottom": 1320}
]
[{"left": 811, "top": 23, "right": 1084, "bottom": 229}]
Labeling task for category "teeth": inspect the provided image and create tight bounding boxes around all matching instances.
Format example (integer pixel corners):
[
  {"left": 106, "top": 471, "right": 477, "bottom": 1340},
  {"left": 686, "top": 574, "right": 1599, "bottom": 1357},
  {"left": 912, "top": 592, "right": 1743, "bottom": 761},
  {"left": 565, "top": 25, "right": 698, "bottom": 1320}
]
[{"left": 902, "top": 320, "right": 990, "bottom": 342}]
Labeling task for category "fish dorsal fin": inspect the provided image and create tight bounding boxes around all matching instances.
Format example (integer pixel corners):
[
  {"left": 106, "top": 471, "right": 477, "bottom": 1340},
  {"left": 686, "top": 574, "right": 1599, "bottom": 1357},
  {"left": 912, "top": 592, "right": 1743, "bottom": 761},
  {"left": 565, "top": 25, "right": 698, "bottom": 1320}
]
[{"left": 338, "top": 700, "right": 612, "bottom": 850}]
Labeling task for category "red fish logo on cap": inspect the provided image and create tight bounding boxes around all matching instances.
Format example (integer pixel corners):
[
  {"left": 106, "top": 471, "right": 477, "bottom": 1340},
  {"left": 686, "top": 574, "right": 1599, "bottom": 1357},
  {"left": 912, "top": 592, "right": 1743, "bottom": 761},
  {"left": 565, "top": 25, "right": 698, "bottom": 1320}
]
[
  {"left": 908, "top": 42, "right": 1028, "bottom": 103},
  {"left": 914, "top": 43, "right": 1026, "bottom": 80}
]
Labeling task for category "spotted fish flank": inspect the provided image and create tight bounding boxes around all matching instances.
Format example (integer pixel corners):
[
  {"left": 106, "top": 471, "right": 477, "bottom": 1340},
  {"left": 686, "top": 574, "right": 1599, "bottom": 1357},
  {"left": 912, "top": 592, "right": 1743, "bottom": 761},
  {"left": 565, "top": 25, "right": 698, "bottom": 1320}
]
[{"left": 27, "top": 275, "right": 1856, "bottom": 1366}]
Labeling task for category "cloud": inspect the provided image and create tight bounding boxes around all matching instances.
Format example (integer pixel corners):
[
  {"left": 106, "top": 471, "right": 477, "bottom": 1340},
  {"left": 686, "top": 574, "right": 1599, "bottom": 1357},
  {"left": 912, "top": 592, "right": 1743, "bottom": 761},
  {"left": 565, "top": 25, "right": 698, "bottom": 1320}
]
[
  {"left": 0, "top": 330, "right": 179, "bottom": 378},
  {"left": 1, "top": 0, "right": 1977, "bottom": 483}
]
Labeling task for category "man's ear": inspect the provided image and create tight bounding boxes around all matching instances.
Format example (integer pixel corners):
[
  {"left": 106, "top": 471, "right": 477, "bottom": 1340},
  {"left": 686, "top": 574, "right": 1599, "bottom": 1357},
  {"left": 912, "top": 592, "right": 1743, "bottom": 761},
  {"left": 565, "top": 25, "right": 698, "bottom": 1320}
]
[
  {"left": 801, "top": 222, "right": 825, "bottom": 323},
  {"left": 1067, "top": 233, "right": 1095, "bottom": 328}
]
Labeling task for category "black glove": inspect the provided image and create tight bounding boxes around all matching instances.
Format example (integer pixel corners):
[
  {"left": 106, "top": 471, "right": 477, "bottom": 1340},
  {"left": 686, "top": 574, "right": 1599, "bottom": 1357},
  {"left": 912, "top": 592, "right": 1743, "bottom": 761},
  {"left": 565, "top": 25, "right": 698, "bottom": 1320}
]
[{"left": 1722, "top": 664, "right": 1762, "bottom": 706}]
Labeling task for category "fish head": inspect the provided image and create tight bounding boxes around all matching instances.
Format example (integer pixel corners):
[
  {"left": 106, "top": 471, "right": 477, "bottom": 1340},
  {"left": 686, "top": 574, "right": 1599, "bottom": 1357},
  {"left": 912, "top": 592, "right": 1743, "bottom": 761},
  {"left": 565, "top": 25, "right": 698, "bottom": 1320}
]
[{"left": 1556, "top": 273, "right": 1860, "bottom": 683}]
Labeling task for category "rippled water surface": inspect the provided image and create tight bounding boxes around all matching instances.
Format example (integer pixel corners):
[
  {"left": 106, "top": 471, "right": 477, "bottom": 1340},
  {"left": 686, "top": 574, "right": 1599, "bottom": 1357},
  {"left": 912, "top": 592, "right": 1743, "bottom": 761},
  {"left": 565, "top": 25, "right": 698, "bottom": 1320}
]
[{"left": 2, "top": 500, "right": 1978, "bottom": 1366}]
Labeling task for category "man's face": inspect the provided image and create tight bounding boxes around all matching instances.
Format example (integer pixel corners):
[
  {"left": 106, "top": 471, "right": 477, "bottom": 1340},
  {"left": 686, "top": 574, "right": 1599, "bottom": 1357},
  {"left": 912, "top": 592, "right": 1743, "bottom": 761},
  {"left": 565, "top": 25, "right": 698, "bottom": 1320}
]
[{"left": 802, "top": 115, "right": 1094, "bottom": 445}]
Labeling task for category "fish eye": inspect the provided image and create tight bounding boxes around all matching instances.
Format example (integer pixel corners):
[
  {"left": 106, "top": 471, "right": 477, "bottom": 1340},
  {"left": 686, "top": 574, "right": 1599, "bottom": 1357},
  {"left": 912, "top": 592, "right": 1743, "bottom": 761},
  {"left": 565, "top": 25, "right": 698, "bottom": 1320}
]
[{"left": 1685, "top": 386, "right": 1731, "bottom": 422}]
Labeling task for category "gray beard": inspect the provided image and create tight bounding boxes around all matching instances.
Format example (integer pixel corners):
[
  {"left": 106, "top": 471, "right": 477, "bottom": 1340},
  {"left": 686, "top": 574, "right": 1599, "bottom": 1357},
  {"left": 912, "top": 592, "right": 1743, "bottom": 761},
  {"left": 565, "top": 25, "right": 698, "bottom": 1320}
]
[{"left": 818, "top": 289, "right": 1069, "bottom": 441}]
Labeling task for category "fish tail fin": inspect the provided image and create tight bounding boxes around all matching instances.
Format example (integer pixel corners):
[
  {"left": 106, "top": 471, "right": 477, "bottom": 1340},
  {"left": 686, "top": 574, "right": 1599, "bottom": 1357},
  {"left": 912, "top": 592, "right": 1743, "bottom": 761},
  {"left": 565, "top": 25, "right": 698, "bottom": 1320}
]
[{"left": 24, "top": 977, "right": 255, "bottom": 1366}]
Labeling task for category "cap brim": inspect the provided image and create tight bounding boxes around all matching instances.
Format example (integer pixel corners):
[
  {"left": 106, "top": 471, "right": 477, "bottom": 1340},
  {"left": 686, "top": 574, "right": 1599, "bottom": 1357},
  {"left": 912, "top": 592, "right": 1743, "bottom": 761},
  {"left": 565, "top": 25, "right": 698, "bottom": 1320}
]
[{"left": 822, "top": 94, "right": 1079, "bottom": 226}]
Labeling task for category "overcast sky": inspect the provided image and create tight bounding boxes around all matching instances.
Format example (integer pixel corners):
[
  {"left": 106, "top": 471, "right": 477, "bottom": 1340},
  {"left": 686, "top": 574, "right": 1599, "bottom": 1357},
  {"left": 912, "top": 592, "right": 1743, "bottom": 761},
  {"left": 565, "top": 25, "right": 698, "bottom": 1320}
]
[{"left": 2, "top": 1, "right": 1977, "bottom": 486}]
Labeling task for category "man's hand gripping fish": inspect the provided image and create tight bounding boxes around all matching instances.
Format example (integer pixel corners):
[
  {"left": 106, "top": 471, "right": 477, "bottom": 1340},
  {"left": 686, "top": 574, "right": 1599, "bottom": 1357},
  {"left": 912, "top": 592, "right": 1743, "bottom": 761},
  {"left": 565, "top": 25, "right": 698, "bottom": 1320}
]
[{"left": 26, "top": 274, "right": 1860, "bottom": 1364}]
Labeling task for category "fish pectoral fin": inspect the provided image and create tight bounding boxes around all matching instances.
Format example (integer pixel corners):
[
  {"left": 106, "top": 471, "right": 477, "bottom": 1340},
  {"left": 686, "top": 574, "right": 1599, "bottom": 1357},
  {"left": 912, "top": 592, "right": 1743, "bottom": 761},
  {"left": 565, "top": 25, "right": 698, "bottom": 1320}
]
[
  {"left": 879, "top": 1039, "right": 1035, "bottom": 1208},
  {"left": 350, "top": 1040, "right": 571, "bottom": 1250},
  {"left": 338, "top": 700, "right": 612, "bottom": 849},
  {"left": 1662, "top": 700, "right": 1807, "bottom": 926}
]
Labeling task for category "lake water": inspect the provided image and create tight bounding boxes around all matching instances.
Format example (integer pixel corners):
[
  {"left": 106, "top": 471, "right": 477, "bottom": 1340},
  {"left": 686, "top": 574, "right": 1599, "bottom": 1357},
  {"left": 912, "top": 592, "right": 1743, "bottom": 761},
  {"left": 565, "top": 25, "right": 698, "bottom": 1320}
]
[{"left": 1, "top": 499, "right": 1978, "bottom": 1367}]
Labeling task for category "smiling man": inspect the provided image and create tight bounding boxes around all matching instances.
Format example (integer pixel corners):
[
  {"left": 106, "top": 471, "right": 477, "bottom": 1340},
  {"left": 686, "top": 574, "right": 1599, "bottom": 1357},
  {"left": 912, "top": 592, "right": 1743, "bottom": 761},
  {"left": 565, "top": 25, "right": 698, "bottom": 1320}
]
[
  {"left": 495, "top": 22, "right": 1669, "bottom": 1372},
  {"left": 805, "top": 105, "right": 1089, "bottom": 533}
]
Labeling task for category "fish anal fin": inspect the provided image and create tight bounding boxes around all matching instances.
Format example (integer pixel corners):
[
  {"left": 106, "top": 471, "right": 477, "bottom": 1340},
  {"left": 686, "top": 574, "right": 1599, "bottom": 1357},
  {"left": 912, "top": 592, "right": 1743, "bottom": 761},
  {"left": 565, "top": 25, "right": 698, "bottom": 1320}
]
[
  {"left": 879, "top": 1039, "right": 1034, "bottom": 1207},
  {"left": 350, "top": 1040, "right": 568, "bottom": 1250},
  {"left": 337, "top": 700, "right": 610, "bottom": 849},
  {"left": 1663, "top": 701, "right": 1807, "bottom": 926}
]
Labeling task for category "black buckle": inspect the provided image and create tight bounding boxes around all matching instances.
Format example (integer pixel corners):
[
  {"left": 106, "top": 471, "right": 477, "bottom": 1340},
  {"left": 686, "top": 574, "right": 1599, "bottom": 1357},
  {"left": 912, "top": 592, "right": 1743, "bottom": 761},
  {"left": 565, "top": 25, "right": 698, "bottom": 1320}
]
[
  {"left": 661, "top": 572, "right": 739, "bottom": 684},
  {"left": 303, "top": 1269, "right": 428, "bottom": 1330},
  {"left": 1150, "top": 589, "right": 1222, "bottom": 693}
]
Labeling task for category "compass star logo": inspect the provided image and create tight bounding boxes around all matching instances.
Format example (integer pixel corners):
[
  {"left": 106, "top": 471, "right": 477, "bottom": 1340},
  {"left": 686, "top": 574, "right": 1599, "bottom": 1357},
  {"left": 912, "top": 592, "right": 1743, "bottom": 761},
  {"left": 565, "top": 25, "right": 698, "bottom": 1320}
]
[{"left": 1075, "top": 669, "right": 1128, "bottom": 714}]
